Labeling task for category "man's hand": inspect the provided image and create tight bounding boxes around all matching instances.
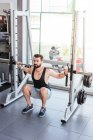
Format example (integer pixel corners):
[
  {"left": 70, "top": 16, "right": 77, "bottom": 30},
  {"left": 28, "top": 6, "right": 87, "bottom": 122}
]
[
  {"left": 16, "top": 61, "right": 23, "bottom": 69},
  {"left": 64, "top": 66, "right": 68, "bottom": 76}
]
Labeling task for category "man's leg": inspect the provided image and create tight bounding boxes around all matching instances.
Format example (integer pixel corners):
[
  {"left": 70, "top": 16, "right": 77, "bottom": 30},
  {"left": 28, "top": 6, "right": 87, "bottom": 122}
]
[
  {"left": 38, "top": 87, "right": 48, "bottom": 117},
  {"left": 22, "top": 84, "right": 32, "bottom": 106},
  {"left": 22, "top": 84, "right": 33, "bottom": 113},
  {"left": 39, "top": 87, "right": 48, "bottom": 108}
]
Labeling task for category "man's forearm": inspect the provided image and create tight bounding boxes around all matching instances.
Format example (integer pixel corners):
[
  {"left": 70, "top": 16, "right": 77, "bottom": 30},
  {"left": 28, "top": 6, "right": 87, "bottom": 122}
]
[{"left": 19, "top": 66, "right": 30, "bottom": 73}]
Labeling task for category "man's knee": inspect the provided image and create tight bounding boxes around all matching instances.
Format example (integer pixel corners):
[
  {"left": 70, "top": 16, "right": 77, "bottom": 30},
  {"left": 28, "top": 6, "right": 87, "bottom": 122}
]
[
  {"left": 40, "top": 87, "right": 48, "bottom": 95},
  {"left": 40, "top": 87, "right": 52, "bottom": 100},
  {"left": 22, "top": 85, "right": 30, "bottom": 95},
  {"left": 40, "top": 87, "right": 48, "bottom": 97},
  {"left": 22, "top": 85, "right": 27, "bottom": 92}
]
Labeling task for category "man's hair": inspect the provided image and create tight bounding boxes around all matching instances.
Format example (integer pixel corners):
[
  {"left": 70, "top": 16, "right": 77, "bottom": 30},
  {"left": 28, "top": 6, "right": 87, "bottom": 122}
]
[{"left": 34, "top": 54, "right": 44, "bottom": 61}]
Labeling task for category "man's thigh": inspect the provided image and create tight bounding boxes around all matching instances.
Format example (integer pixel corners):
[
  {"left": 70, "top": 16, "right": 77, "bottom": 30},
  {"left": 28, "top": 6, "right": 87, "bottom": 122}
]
[{"left": 31, "top": 87, "right": 52, "bottom": 99}]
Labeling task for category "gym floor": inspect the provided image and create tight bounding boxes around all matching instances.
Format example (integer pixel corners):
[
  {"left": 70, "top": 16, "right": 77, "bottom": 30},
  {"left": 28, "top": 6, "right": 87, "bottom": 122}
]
[{"left": 0, "top": 89, "right": 93, "bottom": 140}]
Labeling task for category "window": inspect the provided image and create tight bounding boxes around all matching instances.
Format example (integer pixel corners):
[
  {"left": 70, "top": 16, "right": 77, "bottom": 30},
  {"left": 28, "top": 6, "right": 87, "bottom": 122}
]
[
  {"left": 42, "top": 0, "right": 73, "bottom": 12},
  {"left": 30, "top": 0, "right": 41, "bottom": 12},
  {"left": 40, "top": 14, "right": 72, "bottom": 61}
]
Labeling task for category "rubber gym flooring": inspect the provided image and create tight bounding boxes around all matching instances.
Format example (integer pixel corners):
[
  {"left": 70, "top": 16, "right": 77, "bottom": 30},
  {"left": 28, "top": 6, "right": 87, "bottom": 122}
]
[{"left": 0, "top": 89, "right": 93, "bottom": 140}]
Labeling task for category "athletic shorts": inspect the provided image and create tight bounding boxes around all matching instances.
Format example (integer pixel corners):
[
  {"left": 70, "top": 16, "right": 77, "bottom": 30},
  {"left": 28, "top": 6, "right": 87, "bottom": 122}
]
[{"left": 31, "top": 86, "right": 52, "bottom": 99}]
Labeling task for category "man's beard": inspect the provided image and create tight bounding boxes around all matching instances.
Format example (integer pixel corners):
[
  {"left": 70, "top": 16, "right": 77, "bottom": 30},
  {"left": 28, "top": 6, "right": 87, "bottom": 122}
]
[{"left": 34, "top": 64, "right": 41, "bottom": 69}]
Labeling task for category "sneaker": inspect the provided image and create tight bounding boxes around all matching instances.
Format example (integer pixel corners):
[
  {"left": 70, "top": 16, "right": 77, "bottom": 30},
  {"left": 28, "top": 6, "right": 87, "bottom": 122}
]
[
  {"left": 38, "top": 107, "right": 46, "bottom": 117},
  {"left": 22, "top": 104, "right": 33, "bottom": 114}
]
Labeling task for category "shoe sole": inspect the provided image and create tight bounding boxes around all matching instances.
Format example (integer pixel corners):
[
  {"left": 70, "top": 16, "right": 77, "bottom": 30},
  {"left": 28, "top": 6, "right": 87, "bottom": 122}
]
[
  {"left": 22, "top": 108, "right": 33, "bottom": 114},
  {"left": 38, "top": 113, "right": 46, "bottom": 118}
]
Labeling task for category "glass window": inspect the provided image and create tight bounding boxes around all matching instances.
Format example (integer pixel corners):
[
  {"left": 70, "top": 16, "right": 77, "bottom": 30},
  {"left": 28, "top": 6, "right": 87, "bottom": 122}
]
[
  {"left": 85, "top": 11, "right": 93, "bottom": 72},
  {"left": 31, "top": 29, "right": 40, "bottom": 54},
  {"left": 76, "top": 0, "right": 93, "bottom": 72},
  {"left": 40, "top": 14, "right": 72, "bottom": 62},
  {"left": 30, "top": 13, "right": 40, "bottom": 29},
  {"left": 42, "top": 0, "right": 73, "bottom": 12},
  {"left": 30, "top": 0, "right": 41, "bottom": 12},
  {"left": 76, "top": 0, "right": 93, "bottom": 93},
  {"left": 76, "top": 14, "right": 83, "bottom": 72}
]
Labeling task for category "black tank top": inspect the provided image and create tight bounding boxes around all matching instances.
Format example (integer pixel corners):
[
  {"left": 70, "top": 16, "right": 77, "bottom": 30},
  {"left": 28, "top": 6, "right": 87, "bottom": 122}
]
[{"left": 32, "top": 67, "right": 50, "bottom": 90}]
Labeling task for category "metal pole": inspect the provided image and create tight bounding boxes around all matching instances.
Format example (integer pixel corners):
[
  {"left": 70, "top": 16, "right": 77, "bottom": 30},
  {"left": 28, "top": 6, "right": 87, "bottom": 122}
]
[
  {"left": 82, "top": 11, "right": 86, "bottom": 72},
  {"left": 69, "top": 0, "right": 76, "bottom": 106},
  {"left": 26, "top": 14, "right": 34, "bottom": 64},
  {"left": 10, "top": 5, "right": 14, "bottom": 56},
  {"left": 9, "top": 7, "right": 14, "bottom": 91},
  {"left": 13, "top": 10, "right": 18, "bottom": 94},
  {"left": 39, "top": 0, "right": 42, "bottom": 54}
]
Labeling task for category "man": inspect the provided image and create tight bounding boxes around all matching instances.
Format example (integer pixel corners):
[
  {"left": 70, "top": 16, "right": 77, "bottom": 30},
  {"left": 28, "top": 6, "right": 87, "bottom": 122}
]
[{"left": 17, "top": 54, "right": 68, "bottom": 117}]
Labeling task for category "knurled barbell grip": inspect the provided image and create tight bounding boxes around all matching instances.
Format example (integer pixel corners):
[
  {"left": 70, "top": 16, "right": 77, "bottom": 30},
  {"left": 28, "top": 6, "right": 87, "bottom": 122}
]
[
  {"left": 70, "top": 65, "right": 73, "bottom": 81},
  {"left": 65, "top": 74, "right": 68, "bottom": 86}
]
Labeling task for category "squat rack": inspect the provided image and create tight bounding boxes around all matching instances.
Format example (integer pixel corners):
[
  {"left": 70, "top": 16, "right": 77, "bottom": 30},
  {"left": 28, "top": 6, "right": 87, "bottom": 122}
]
[{"left": 61, "top": 2, "right": 87, "bottom": 123}]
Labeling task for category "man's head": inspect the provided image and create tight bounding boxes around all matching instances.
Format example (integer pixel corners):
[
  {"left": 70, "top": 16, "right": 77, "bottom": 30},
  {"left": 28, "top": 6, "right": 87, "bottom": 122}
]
[{"left": 33, "top": 54, "right": 44, "bottom": 68}]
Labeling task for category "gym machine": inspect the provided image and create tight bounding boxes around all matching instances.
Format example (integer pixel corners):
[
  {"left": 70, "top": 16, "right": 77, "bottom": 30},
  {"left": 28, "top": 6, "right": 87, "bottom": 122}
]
[
  {"left": 61, "top": 7, "right": 93, "bottom": 123},
  {"left": 0, "top": 9, "right": 33, "bottom": 107},
  {"left": 61, "top": 71, "right": 92, "bottom": 124}
]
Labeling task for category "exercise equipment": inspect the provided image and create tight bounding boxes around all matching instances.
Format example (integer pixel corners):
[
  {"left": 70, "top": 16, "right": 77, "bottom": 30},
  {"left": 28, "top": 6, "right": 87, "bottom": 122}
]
[
  {"left": 0, "top": 10, "right": 33, "bottom": 107},
  {"left": 2, "top": 55, "right": 93, "bottom": 89},
  {"left": 61, "top": 9, "right": 89, "bottom": 124},
  {"left": 77, "top": 89, "right": 87, "bottom": 104},
  {"left": 0, "top": 56, "right": 65, "bottom": 73},
  {"left": 83, "top": 73, "right": 93, "bottom": 87},
  {"left": 0, "top": 82, "right": 11, "bottom": 92}
]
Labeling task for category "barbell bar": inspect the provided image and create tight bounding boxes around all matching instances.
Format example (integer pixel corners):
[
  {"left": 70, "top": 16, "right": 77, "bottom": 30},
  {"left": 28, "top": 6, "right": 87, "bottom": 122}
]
[{"left": 0, "top": 56, "right": 93, "bottom": 87}]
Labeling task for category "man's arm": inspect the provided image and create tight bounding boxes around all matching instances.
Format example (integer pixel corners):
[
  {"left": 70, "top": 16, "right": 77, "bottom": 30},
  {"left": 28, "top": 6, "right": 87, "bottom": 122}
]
[
  {"left": 16, "top": 61, "right": 33, "bottom": 74},
  {"left": 20, "top": 66, "right": 32, "bottom": 74},
  {"left": 48, "top": 67, "right": 68, "bottom": 79}
]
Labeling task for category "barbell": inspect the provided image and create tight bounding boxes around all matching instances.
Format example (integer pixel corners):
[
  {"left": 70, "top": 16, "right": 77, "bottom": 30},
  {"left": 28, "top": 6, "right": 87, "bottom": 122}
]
[{"left": 0, "top": 56, "right": 93, "bottom": 88}]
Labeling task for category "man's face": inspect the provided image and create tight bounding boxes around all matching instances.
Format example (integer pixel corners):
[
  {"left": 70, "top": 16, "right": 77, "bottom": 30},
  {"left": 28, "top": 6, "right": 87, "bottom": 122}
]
[{"left": 33, "top": 57, "right": 43, "bottom": 68}]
